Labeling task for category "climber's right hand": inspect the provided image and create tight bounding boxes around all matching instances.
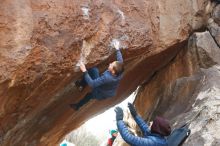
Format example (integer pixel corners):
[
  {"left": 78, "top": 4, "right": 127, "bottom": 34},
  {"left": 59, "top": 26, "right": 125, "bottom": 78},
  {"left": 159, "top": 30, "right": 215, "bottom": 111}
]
[{"left": 113, "top": 39, "right": 120, "bottom": 50}]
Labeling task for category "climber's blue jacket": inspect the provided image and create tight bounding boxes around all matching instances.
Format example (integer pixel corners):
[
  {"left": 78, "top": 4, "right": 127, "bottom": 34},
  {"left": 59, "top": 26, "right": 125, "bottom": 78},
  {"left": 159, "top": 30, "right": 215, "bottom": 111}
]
[{"left": 84, "top": 50, "right": 123, "bottom": 99}]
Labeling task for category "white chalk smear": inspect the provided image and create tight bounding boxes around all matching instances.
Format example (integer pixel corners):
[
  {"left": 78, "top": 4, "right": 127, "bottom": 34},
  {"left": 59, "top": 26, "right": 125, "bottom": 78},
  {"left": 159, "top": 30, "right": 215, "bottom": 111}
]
[
  {"left": 119, "top": 35, "right": 129, "bottom": 49},
  {"left": 117, "top": 9, "right": 125, "bottom": 20},
  {"left": 117, "top": 9, "right": 126, "bottom": 26},
  {"left": 74, "top": 40, "right": 93, "bottom": 71},
  {"left": 81, "top": 7, "right": 90, "bottom": 19},
  {"left": 120, "top": 35, "right": 129, "bottom": 41}
]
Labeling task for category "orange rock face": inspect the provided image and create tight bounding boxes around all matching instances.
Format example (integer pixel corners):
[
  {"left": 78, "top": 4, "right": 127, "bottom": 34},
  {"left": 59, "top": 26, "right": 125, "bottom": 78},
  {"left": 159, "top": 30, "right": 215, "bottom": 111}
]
[{"left": 0, "top": 0, "right": 211, "bottom": 145}]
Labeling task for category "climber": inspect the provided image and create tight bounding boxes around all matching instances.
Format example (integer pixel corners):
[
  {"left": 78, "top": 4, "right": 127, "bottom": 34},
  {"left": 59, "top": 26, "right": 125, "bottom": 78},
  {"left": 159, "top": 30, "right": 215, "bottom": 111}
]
[
  {"left": 107, "top": 130, "right": 118, "bottom": 146},
  {"left": 114, "top": 103, "right": 171, "bottom": 146},
  {"left": 70, "top": 40, "right": 124, "bottom": 110}
]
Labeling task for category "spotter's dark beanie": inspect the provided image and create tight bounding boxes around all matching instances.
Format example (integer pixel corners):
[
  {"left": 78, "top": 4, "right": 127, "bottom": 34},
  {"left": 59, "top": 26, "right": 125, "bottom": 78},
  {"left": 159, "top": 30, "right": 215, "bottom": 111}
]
[{"left": 151, "top": 116, "right": 171, "bottom": 136}]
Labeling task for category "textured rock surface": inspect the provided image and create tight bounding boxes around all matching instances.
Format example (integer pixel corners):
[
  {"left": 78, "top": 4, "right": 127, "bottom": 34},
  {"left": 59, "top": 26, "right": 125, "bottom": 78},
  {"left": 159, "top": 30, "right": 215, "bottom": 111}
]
[
  {"left": 129, "top": 25, "right": 220, "bottom": 146},
  {"left": 213, "top": 4, "right": 220, "bottom": 25},
  {"left": 0, "top": 0, "right": 215, "bottom": 146}
]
